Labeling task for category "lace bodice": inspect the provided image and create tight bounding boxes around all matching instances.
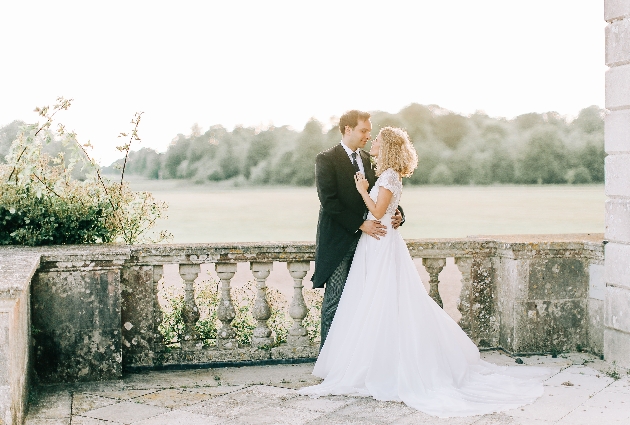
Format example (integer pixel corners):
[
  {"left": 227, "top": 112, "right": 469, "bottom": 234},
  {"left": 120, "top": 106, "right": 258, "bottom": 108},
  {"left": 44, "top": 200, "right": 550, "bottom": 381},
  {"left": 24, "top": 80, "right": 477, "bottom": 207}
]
[{"left": 369, "top": 168, "right": 402, "bottom": 216}]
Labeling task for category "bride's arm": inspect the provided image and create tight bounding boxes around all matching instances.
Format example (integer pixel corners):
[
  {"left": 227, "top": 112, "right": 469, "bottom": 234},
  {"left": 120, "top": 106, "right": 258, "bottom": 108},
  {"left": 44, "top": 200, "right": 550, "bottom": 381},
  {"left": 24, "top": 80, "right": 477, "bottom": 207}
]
[{"left": 354, "top": 173, "right": 393, "bottom": 220}]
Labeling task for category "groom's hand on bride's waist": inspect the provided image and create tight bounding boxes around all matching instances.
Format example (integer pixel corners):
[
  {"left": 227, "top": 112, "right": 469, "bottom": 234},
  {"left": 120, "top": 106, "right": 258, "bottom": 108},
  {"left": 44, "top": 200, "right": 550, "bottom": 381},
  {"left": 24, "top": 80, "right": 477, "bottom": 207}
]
[
  {"left": 391, "top": 209, "right": 404, "bottom": 229},
  {"left": 360, "top": 220, "right": 387, "bottom": 240}
]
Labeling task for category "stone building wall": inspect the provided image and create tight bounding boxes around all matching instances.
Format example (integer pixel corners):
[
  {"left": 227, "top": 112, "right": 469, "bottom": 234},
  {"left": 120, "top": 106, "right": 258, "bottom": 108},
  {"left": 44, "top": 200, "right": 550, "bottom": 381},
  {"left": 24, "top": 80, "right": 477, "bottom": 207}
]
[{"left": 604, "top": 0, "right": 630, "bottom": 368}]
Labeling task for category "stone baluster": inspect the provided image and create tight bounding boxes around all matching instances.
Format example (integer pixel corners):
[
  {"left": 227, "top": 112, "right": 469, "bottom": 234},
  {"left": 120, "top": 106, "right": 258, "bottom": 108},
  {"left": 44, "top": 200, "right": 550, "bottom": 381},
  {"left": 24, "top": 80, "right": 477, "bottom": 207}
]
[
  {"left": 152, "top": 265, "right": 165, "bottom": 349},
  {"left": 454, "top": 257, "right": 473, "bottom": 337},
  {"left": 216, "top": 263, "right": 238, "bottom": 349},
  {"left": 422, "top": 258, "right": 446, "bottom": 308},
  {"left": 287, "top": 262, "right": 311, "bottom": 347},
  {"left": 250, "top": 262, "right": 274, "bottom": 348},
  {"left": 179, "top": 264, "right": 202, "bottom": 350}
]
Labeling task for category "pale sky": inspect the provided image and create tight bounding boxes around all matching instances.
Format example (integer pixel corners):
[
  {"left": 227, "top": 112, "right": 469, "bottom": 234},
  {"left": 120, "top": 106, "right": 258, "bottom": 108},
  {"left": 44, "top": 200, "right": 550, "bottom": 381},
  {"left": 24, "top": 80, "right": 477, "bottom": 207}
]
[{"left": 1, "top": 1, "right": 604, "bottom": 165}]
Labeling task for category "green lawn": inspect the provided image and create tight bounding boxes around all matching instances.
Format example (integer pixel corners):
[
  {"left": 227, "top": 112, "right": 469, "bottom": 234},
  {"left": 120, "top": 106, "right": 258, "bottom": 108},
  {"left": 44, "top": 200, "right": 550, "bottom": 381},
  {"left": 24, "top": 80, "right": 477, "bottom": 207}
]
[{"left": 129, "top": 179, "right": 605, "bottom": 243}]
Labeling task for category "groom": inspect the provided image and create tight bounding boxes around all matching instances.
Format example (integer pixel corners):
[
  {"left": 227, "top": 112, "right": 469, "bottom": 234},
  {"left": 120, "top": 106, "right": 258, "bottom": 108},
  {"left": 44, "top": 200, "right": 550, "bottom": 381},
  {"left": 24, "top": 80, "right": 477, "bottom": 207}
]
[{"left": 312, "top": 110, "right": 403, "bottom": 349}]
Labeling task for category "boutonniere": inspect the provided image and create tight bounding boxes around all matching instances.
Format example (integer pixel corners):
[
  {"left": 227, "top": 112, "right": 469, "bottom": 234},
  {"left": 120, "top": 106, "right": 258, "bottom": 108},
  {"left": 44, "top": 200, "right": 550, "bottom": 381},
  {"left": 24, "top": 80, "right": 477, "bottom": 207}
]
[{"left": 369, "top": 155, "right": 376, "bottom": 169}]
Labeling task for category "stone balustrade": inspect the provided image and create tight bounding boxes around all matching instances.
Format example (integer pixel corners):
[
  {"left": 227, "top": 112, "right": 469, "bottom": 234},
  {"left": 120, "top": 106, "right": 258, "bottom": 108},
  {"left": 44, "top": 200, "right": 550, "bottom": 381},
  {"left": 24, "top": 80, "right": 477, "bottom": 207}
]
[
  {"left": 118, "top": 239, "right": 508, "bottom": 373},
  {"left": 0, "top": 234, "right": 605, "bottom": 390}
]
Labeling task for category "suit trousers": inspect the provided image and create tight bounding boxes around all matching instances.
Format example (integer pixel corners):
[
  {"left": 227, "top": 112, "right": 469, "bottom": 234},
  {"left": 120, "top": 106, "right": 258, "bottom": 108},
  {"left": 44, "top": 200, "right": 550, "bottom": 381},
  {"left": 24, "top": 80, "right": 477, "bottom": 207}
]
[{"left": 320, "top": 237, "right": 360, "bottom": 350}]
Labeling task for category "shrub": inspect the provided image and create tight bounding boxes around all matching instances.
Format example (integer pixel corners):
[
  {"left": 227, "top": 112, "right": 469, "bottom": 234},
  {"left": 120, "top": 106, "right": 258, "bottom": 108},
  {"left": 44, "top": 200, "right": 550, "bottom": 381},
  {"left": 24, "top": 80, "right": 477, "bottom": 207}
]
[
  {"left": 0, "top": 97, "right": 170, "bottom": 245},
  {"left": 0, "top": 183, "right": 113, "bottom": 245},
  {"left": 159, "top": 296, "right": 186, "bottom": 344},
  {"left": 303, "top": 288, "right": 323, "bottom": 344}
]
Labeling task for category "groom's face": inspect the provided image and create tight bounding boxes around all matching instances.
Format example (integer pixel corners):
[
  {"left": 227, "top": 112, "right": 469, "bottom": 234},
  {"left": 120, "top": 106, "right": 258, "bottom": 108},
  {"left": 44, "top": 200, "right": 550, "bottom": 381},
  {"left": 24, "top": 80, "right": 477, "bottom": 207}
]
[{"left": 346, "top": 119, "right": 372, "bottom": 150}]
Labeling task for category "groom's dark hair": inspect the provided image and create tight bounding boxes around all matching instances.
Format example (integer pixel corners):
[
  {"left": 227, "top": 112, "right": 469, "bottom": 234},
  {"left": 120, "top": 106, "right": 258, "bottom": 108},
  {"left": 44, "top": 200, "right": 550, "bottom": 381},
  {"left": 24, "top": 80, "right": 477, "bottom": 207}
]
[{"left": 339, "top": 110, "right": 371, "bottom": 135}]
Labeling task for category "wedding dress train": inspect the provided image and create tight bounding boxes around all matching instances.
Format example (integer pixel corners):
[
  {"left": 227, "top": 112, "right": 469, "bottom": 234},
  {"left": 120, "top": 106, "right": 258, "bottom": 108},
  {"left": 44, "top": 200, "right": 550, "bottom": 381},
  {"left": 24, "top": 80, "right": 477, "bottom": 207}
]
[{"left": 299, "top": 168, "right": 550, "bottom": 418}]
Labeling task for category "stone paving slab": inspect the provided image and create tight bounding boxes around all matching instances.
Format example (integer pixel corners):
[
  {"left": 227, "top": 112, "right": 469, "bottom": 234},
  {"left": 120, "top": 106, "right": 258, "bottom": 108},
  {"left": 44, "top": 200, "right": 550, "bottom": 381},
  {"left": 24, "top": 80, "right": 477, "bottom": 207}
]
[
  {"left": 330, "top": 398, "right": 417, "bottom": 423},
  {"left": 80, "top": 401, "right": 169, "bottom": 423},
  {"left": 182, "top": 385, "right": 301, "bottom": 421},
  {"left": 71, "top": 393, "right": 118, "bottom": 414},
  {"left": 23, "top": 419, "right": 70, "bottom": 425},
  {"left": 471, "top": 414, "right": 552, "bottom": 424},
  {"left": 222, "top": 405, "right": 323, "bottom": 425},
  {"left": 390, "top": 412, "right": 479, "bottom": 425},
  {"left": 134, "top": 410, "right": 223, "bottom": 425},
  {"left": 505, "top": 384, "right": 596, "bottom": 423},
  {"left": 184, "top": 385, "right": 246, "bottom": 396},
  {"left": 544, "top": 365, "right": 614, "bottom": 389},
  {"left": 92, "top": 389, "right": 159, "bottom": 400},
  {"left": 72, "top": 416, "right": 123, "bottom": 424},
  {"left": 556, "top": 389, "right": 630, "bottom": 424},
  {"left": 607, "top": 378, "right": 630, "bottom": 394},
  {"left": 24, "top": 352, "right": 630, "bottom": 425},
  {"left": 283, "top": 395, "right": 356, "bottom": 413},
  {"left": 26, "top": 389, "right": 72, "bottom": 420},
  {"left": 135, "top": 388, "right": 214, "bottom": 409}
]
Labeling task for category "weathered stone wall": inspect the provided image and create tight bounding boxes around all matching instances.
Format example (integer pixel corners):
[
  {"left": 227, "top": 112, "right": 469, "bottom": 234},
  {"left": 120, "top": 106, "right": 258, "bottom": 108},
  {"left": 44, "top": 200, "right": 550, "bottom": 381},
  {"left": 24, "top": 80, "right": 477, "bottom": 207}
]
[
  {"left": 30, "top": 247, "right": 129, "bottom": 383},
  {"left": 490, "top": 236, "right": 604, "bottom": 355},
  {"left": 0, "top": 252, "right": 39, "bottom": 425},
  {"left": 605, "top": 0, "right": 630, "bottom": 368}
]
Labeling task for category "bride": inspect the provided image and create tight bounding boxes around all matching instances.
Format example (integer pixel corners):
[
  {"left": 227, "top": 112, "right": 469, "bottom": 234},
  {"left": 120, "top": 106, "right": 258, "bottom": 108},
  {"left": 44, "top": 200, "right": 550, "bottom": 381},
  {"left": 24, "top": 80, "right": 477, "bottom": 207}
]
[{"left": 299, "top": 127, "right": 549, "bottom": 418}]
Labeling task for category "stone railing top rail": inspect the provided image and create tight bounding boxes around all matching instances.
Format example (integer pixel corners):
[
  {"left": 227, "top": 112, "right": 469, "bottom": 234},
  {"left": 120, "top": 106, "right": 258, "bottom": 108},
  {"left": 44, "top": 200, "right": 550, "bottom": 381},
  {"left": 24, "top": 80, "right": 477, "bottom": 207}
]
[
  {"left": 0, "top": 252, "right": 40, "bottom": 297},
  {"left": 0, "top": 232, "right": 604, "bottom": 272},
  {"left": 472, "top": 233, "right": 604, "bottom": 259},
  {"left": 474, "top": 233, "right": 604, "bottom": 245}
]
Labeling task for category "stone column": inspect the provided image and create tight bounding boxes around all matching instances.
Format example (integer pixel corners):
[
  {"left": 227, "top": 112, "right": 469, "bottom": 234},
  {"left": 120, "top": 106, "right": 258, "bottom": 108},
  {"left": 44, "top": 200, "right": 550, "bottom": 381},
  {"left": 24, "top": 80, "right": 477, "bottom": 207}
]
[
  {"left": 179, "top": 264, "right": 202, "bottom": 350},
  {"left": 604, "top": 0, "right": 630, "bottom": 368},
  {"left": 422, "top": 258, "right": 446, "bottom": 308},
  {"left": 250, "top": 262, "right": 274, "bottom": 348},
  {"left": 287, "top": 262, "right": 311, "bottom": 347},
  {"left": 121, "top": 264, "right": 161, "bottom": 367},
  {"left": 152, "top": 265, "right": 165, "bottom": 351},
  {"left": 216, "top": 263, "right": 238, "bottom": 349},
  {"left": 471, "top": 256, "right": 498, "bottom": 348},
  {"left": 454, "top": 257, "right": 473, "bottom": 337}
]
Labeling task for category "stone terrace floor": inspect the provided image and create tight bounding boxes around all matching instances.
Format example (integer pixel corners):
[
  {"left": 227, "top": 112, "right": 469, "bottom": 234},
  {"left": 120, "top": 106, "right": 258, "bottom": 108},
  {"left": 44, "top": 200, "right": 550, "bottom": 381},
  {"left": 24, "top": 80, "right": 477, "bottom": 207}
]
[{"left": 26, "top": 351, "right": 630, "bottom": 425}]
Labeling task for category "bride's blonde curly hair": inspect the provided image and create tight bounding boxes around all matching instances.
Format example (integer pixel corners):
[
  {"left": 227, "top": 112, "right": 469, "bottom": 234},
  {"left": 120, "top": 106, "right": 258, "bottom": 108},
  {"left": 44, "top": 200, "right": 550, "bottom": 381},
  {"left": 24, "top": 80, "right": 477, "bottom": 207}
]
[{"left": 376, "top": 127, "right": 418, "bottom": 177}]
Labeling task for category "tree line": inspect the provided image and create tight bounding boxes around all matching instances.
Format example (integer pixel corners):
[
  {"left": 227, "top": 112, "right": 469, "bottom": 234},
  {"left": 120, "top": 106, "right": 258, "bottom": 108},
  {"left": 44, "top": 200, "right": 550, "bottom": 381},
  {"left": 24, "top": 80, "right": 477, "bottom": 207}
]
[{"left": 1, "top": 103, "right": 605, "bottom": 186}]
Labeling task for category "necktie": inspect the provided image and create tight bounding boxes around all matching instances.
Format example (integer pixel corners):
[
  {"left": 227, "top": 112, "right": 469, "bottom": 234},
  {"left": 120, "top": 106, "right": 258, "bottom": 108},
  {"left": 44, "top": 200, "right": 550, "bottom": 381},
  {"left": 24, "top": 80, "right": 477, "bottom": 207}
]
[{"left": 351, "top": 152, "right": 360, "bottom": 173}]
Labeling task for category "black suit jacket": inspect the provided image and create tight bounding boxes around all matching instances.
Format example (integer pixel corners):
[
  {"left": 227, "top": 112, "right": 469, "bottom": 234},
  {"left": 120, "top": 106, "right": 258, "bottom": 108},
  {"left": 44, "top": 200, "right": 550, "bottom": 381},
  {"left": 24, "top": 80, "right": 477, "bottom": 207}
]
[{"left": 311, "top": 144, "right": 376, "bottom": 288}]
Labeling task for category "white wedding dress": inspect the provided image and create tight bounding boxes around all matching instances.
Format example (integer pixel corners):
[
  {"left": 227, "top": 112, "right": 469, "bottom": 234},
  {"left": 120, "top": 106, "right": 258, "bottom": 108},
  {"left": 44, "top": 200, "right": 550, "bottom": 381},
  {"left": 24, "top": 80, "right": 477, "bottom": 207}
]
[{"left": 299, "top": 168, "right": 550, "bottom": 418}]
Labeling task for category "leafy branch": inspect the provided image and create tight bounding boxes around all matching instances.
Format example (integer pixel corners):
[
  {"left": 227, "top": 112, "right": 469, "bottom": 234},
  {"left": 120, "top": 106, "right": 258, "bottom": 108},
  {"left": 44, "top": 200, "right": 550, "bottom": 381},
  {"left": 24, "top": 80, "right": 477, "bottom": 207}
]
[
  {"left": 117, "top": 112, "right": 143, "bottom": 187},
  {"left": 1, "top": 98, "right": 171, "bottom": 245},
  {"left": 30, "top": 172, "right": 62, "bottom": 199},
  {"left": 73, "top": 138, "right": 116, "bottom": 213},
  {"left": 8, "top": 97, "right": 72, "bottom": 183}
]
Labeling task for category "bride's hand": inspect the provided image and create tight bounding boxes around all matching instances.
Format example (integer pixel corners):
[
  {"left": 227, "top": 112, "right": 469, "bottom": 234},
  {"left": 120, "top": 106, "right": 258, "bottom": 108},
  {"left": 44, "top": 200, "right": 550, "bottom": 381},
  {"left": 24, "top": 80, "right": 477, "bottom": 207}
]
[{"left": 354, "top": 172, "right": 369, "bottom": 194}]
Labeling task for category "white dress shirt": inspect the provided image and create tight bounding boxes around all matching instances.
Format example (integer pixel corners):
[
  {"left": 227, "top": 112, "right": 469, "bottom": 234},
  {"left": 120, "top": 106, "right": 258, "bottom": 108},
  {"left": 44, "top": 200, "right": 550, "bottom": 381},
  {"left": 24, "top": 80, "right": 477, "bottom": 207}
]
[{"left": 340, "top": 141, "right": 366, "bottom": 175}]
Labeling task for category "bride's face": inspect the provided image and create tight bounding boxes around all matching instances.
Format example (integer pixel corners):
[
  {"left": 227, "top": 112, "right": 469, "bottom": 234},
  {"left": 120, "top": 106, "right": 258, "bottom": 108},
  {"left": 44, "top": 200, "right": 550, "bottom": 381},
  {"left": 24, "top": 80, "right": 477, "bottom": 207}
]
[{"left": 369, "top": 135, "right": 382, "bottom": 157}]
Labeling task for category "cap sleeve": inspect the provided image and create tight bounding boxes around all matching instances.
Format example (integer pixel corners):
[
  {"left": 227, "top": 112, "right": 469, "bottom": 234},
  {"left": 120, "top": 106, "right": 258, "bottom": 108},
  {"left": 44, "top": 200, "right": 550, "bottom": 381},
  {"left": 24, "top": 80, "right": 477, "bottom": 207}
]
[{"left": 378, "top": 168, "right": 401, "bottom": 193}]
